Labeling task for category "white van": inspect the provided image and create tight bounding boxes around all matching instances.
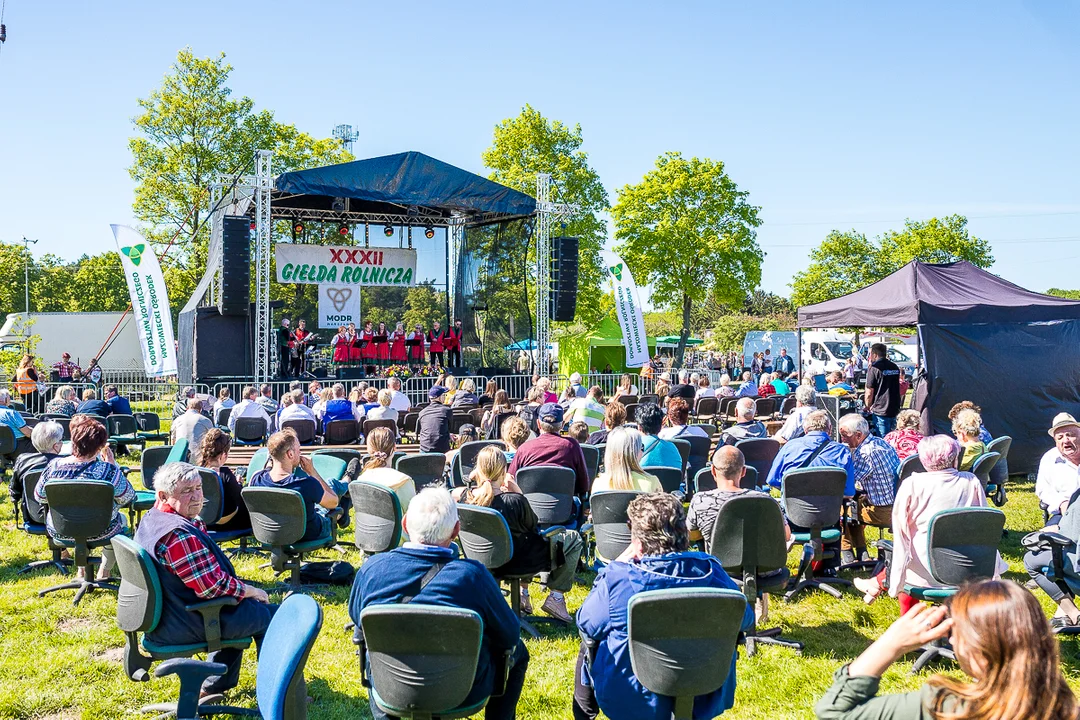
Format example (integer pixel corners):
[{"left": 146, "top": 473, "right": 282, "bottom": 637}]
[{"left": 801, "top": 330, "right": 856, "bottom": 375}]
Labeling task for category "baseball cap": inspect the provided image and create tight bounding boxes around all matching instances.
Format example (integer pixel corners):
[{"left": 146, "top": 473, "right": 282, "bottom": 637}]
[
  {"left": 1049, "top": 412, "right": 1080, "bottom": 436},
  {"left": 538, "top": 402, "right": 564, "bottom": 424},
  {"left": 62, "top": 352, "right": 70, "bottom": 359},
  {"left": 429, "top": 385, "right": 448, "bottom": 400}
]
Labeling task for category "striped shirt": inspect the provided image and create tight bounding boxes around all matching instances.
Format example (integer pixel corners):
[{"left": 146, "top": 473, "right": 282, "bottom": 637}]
[
  {"left": 569, "top": 397, "right": 605, "bottom": 432},
  {"left": 852, "top": 434, "right": 901, "bottom": 506}
]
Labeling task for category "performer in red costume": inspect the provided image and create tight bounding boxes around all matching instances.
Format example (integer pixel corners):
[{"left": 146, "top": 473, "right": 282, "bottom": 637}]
[
  {"left": 427, "top": 321, "right": 445, "bottom": 367},
  {"left": 389, "top": 322, "right": 408, "bottom": 364},
  {"left": 445, "top": 318, "right": 464, "bottom": 368}
]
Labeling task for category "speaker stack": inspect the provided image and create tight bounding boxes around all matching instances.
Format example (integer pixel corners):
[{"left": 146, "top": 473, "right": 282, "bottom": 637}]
[
  {"left": 219, "top": 216, "right": 251, "bottom": 316},
  {"left": 549, "top": 236, "right": 579, "bottom": 322}
]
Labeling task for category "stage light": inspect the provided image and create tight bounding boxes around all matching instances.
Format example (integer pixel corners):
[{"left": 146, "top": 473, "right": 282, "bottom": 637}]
[
  {"left": 383, "top": 225, "right": 394, "bottom": 237},
  {"left": 338, "top": 223, "right": 350, "bottom": 237},
  {"left": 425, "top": 226, "right": 435, "bottom": 239},
  {"left": 293, "top": 221, "right": 305, "bottom": 234},
  {"left": 249, "top": 221, "right": 256, "bottom": 231}
]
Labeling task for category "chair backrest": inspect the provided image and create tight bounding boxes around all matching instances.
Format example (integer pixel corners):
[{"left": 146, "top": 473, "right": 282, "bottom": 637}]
[
  {"left": 349, "top": 480, "right": 403, "bottom": 554},
  {"left": 639, "top": 394, "right": 659, "bottom": 405},
  {"left": 735, "top": 438, "right": 781, "bottom": 483},
  {"left": 488, "top": 412, "right": 513, "bottom": 440},
  {"left": 134, "top": 411, "right": 162, "bottom": 433},
  {"left": 455, "top": 504, "right": 513, "bottom": 569},
  {"left": 515, "top": 464, "right": 577, "bottom": 526},
  {"left": 453, "top": 440, "right": 505, "bottom": 486},
  {"left": 242, "top": 487, "right": 307, "bottom": 547},
  {"left": 81, "top": 413, "right": 107, "bottom": 426},
  {"left": 616, "top": 395, "right": 639, "bottom": 406},
  {"left": 778, "top": 396, "right": 797, "bottom": 416},
  {"left": 897, "top": 453, "right": 925, "bottom": 482},
  {"left": 111, "top": 535, "right": 162, "bottom": 634},
  {"left": 22, "top": 469, "right": 46, "bottom": 524},
  {"left": 214, "top": 406, "right": 232, "bottom": 427},
  {"left": 709, "top": 494, "right": 788, "bottom": 574},
  {"left": 590, "top": 490, "right": 642, "bottom": 562},
  {"left": 235, "top": 415, "right": 269, "bottom": 442},
  {"left": 197, "top": 468, "right": 225, "bottom": 525},
  {"left": 670, "top": 438, "right": 691, "bottom": 471},
  {"left": 166, "top": 438, "right": 190, "bottom": 464},
  {"left": 324, "top": 419, "right": 360, "bottom": 445},
  {"left": 986, "top": 436, "right": 1012, "bottom": 486},
  {"left": 0, "top": 424, "right": 16, "bottom": 455},
  {"left": 781, "top": 467, "right": 847, "bottom": 530},
  {"left": 689, "top": 423, "right": 717, "bottom": 439},
  {"left": 257, "top": 593, "right": 324, "bottom": 720},
  {"left": 627, "top": 588, "right": 746, "bottom": 704},
  {"left": 692, "top": 467, "right": 715, "bottom": 495},
  {"left": 621, "top": 403, "right": 641, "bottom": 422},
  {"left": 43, "top": 480, "right": 116, "bottom": 541},
  {"left": 55, "top": 416, "right": 72, "bottom": 441},
  {"left": 694, "top": 396, "right": 718, "bottom": 418},
  {"left": 642, "top": 466, "right": 683, "bottom": 494},
  {"left": 360, "top": 604, "right": 482, "bottom": 716},
  {"left": 580, "top": 444, "right": 601, "bottom": 483},
  {"left": 313, "top": 448, "right": 365, "bottom": 466},
  {"left": 23, "top": 416, "right": 40, "bottom": 429},
  {"left": 754, "top": 397, "right": 776, "bottom": 417},
  {"left": 247, "top": 448, "right": 271, "bottom": 479},
  {"left": 281, "top": 419, "right": 317, "bottom": 445},
  {"left": 926, "top": 507, "right": 1006, "bottom": 587},
  {"left": 449, "top": 413, "right": 472, "bottom": 435},
  {"left": 402, "top": 412, "right": 420, "bottom": 434},
  {"left": 970, "top": 451, "right": 1001, "bottom": 492},
  {"left": 363, "top": 419, "right": 399, "bottom": 437},
  {"left": 719, "top": 397, "right": 738, "bottom": 421},
  {"left": 395, "top": 452, "right": 447, "bottom": 491},
  {"left": 309, "top": 454, "right": 347, "bottom": 483},
  {"left": 140, "top": 446, "right": 173, "bottom": 491},
  {"left": 681, "top": 435, "right": 712, "bottom": 473},
  {"left": 107, "top": 414, "right": 138, "bottom": 437}
]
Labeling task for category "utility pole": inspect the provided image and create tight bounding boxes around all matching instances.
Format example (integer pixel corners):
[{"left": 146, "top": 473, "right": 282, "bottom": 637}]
[{"left": 21, "top": 237, "right": 37, "bottom": 313}]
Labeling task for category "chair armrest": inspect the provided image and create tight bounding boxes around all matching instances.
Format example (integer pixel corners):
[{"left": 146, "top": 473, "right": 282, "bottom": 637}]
[
  {"left": 119, "top": 466, "right": 133, "bottom": 476},
  {"left": 578, "top": 628, "right": 598, "bottom": 668},
  {"left": 352, "top": 624, "right": 370, "bottom": 688},
  {"left": 540, "top": 526, "right": 566, "bottom": 539},
  {"left": 184, "top": 596, "right": 240, "bottom": 652},
  {"left": 154, "top": 657, "right": 228, "bottom": 683},
  {"left": 580, "top": 522, "right": 593, "bottom": 535},
  {"left": 1022, "top": 530, "right": 1073, "bottom": 551},
  {"left": 490, "top": 646, "right": 513, "bottom": 698}
]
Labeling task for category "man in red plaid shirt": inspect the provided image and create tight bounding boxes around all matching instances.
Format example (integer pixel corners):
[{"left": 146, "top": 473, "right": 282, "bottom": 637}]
[
  {"left": 134, "top": 463, "right": 275, "bottom": 701},
  {"left": 51, "top": 352, "right": 80, "bottom": 380}
]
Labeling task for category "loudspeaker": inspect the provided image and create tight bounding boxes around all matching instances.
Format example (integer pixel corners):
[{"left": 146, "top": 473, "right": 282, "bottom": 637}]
[
  {"left": 219, "top": 216, "right": 251, "bottom": 316},
  {"left": 178, "top": 307, "right": 253, "bottom": 384},
  {"left": 549, "top": 236, "right": 579, "bottom": 322},
  {"left": 336, "top": 367, "right": 367, "bottom": 380}
]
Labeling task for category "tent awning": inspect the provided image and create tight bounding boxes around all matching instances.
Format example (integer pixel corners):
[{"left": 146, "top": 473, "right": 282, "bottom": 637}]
[
  {"left": 505, "top": 340, "right": 552, "bottom": 351},
  {"left": 655, "top": 335, "right": 704, "bottom": 346},
  {"left": 797, "top": 260, "right": 1080, "bottom": 327}
]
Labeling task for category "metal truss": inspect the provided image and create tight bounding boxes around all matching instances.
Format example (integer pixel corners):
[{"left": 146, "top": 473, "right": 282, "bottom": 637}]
[
  {"left": 533, "top": 174, "right": 576, "bottom": 376},
  {"left": 448, "top": 215, "right": 465, "bottom": 322},
  {"left": 253, "top": 151, "right": 273, "bottom": 383}
]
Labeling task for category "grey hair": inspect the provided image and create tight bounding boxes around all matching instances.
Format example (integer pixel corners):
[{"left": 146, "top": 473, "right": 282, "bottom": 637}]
[
  {"left": 0, "top": 389, "right": 11, "bottom": 403},
  {"left": 404, "top": 487, "right": 459, "bottom": 545},
  {"left": 678, "top": 369, "right": 690, "bottom": 383},
  {"left": 388, "top": 376, "right": 402, "bottom": 390},
  {"left": 32, "top": 421, "right": 64, "bottom": 452},
  {"left": 803, "top": 410, "right": 832, "bottom": 434},
  {"left": 918, "top": 434, "right": 962, "bottom": 471},
  {"left": 839, "top": 413, "right": 869, "bottom": 437},
  {"left": 795, "top": 384, "right": 815, "bottom": 406},
  {"left": 153, "top": 462, "right": 202, "bottom": 497},
  {"left": 735, "top": 397, "right": 756, "bottom": 421}
]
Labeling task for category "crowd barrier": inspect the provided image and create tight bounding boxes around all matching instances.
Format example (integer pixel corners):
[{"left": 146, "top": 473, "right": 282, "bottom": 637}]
[{"left": 24, "top": 380, "right": 213, "bottom": 419}]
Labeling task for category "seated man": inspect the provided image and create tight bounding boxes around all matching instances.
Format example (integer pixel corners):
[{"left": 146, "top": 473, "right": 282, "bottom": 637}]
[
  {"left": 75, "top": 388, "right": 112, "bottom": 417},
  {"left": 826, "top": 371, "right": 855, "bottom": 395},
  {"left": 1036, "top": 413, "right": 1080, "bottom": 525},
  {"left": 278, "top": 389, "right": 317, "bottom": 426},
  {"left": 248, "top": 429, "right": 342, "bottom": 542},
  {"left": 134, "top": 462, "right": 275, "bottom": 700},
  {"left": 10, "top": 420, "right": 63, "bottom": 519},
  {"left": 320, "top": 383, "right": 360, "bottom": 433},
  {"left": 171, "top": 397, "right": 214, "bottom": 449},
  {"left": 349, "top": 487, "right": 528, "bottom": 719},
  {"left": 418, "top": 386, "right": 453, "bottom": 453},
  {"left": 773, "top": 384, "right": 817, "bottom": 445},
  {"left": 0, "top": 388, "right": 33, "bottom": 460},
  {"left": 227, "top": 385, "right": 273, "bottom": 435},
  {"left": 766, "top": 410, "right": 854, "bottom": 496},
  {"left": 508, "top": 402, "right": 590, "bottom": 497},
  {"left": 574, "top": 492, "right": 754, "bottom": 720},
  {"left": 735, "top": 371, "right": 758, "bottom": 397},
  {"left": 173, "top": 386, "right": 197, "bottom": 420},
  {"left": 635, "top": 403, "right": 682, "bottom": 470},
  {"left": 256, "top": 384, "right": 279, "bottom": 419},
  {"left": 719, "top": 397, "right": 767, "bottom": 447},
  {"left": 103, "top": 385, "right": 133, "bottom": 416},
  {"left": 688, "top": 446, "right": 790, "bottom": 553},
  {"left": 838, "top": 413, "right": 899, "bottom": 565},
  {"left": 568, "top": 385, "right": 606, "bottom": 435}
]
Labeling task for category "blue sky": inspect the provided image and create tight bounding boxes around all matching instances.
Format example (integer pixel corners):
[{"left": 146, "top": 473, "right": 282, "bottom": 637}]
[{"left": 1, "top": 1, "right": 1078, "bottom": 299}]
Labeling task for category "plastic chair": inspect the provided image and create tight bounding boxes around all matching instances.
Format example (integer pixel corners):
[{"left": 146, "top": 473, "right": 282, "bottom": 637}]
[
  {"left": 625, "top": 588, "right": 747, "bottom": 720},
  {"left": 133, "top": 411, "right": 169, "bottom": 442},
  {"left": 242, "top": 487, "right": 341, "bottom": 591},
  {"left": 680, "top": 435, "right": 712, "bottom": 487},
  {"left": 693, "top": 396, "right": 718, "bottom": 423},
  {"left": 214, "top": 405, "right": 232, "bottom": 428},
  {"left": 451, "top": 440, "right": 506, "bottom": 487},
  {"left": 359, "top": 604, "right": 504, "bottom": 720},
  {"left": 754, "top": 397, "right": 776, "bottom": 419},
  {"left": 904, "top": 507, "right": 1006, "bottom": 671},
  {"left": 16, "top": 469, "right": 72, "bottom": 576},
  {"left": 970, "top": 451, "right": 1001, "bottom": 496},
  {"left": 281, "top": 419, "right": 318, "bottom": 446},
  {"left": 39, "top": 480, "right": 121, "bottom": 605},
  {"left": 110, "top": 535, "right": 254, "bottom": 718},
  {"left": 313, "top": 448, "right": 365, "bottom": 468},
  {"left": 670, "top": 438, "right": 691, "bottom": 473},
  {"left": 155, "top": 593, "right": 322, "bottom": 720},
  {"left": 642, "top": 465, "right": 683, "bottom": 495},
  {"left": 615, "top": 395, "right": 639, "bottom": 406},
  {"left": 778, "top": 396, "right": 797, "bottom": 417},
  {"left": 324, "top": 419, "right": 359, "bottom": 445},
  {"left": 401, "top": 412, "right": 420, "bottom": 442},
  {"left": 986, "top": 436, "right": 1012, "bottom": 506},
  {"left": 897, "top": 454, "right": 925, "bottom": 482},
  {"left": 735, "top": 438, "right": 781, "bottom": 486},
  {"left": 692, "top": 465, "right": 758, "bottom": 495},
  {"left": 690, "top": 423, "right": 717, "bottom": 439},
  {"left": 718, "top": 397, "right": 738, "bottom": 424},
  {"left": 197, "top": 468, "right": 254, "bottom": 553},
  {"left": 580, "top": 444, "right": 601, "bottom": 485},
  {"left": 363, "top": 419, "right": 399, "bottom": 439},
  {"left": 515, "top": 464, "right": 578, "bottom": 528},
  {"left": 582, "top": 491, "right": 641, "bottom": 565},
  {"left": 233, "top": 416, "right": 269, "bottom": 446},
  {"left": 710, "top": 495, "right": 803, "bottom": 655},
  {"left": 348, "top": 480, "right": 402, "bottom": 555},
  {"left": 781, "top": 467, "right": 851, "bottom": 601},
  {"left": 395, "top": 452, "right": 448, "bottom": 491},
  {"left": 107, "top": 414, "right": 144, "bottom": 452},
  {"left": 246, "top": 448, "right": 271, "bottom": 479}
]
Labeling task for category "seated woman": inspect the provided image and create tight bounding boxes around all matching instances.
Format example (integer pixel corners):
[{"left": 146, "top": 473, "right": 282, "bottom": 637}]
[
  {"left": 696, "top": 374, "right": 715, "bottom": 398},
  {"left": 658, "top": 398, "right": 709, "bottom": 440},
  {"left": 611, "top": 373, "right": 638, "bottom": 401},
  {"left": 716, "top": 373, "right": 735, "bottom": 398},
  {"left": 364, "top": 388, "right": 399, "bottom": 425},
  {"left": 34, "top": 415, "right": 135, "bottom": 580},
  {"left": 592, "top": 427, "right": 660, "bottom": 494},
  {"left": 361, "top": 386, "right": 380, "bottom": 415},
  {"left": 952, "top": 408, "right": 986, "bottom": 472},
  {"left": 500, "top": 415, "right": 531, "bottom": 464},
  {"left": 481, "top": 390, "right": 513, "bottom": 438},
  {"left": 248, "top": 429, "right": 339, "bottom": 543},
  {"left": 357, "top": 426, "right": 415, "bottom": 512},
  {"left": 441, "top": 375, "right": 459, "bottom": 405},
  {"left": 193, "top": 428, "right": 250, "bottom": 533},
  {"left": 815, "top": 580, "right": 1077, "bottom": 719},
  {"left": 44, "top": 385, "right": 77, "bottom": 417},
  {"left": 757, "top": 373, "right": 777, "bottom": 397},
  {"left": 852, "top": 435, "right": 1004, "bottom": 609},
  {"left": 636, "top": 403, "right": 682, "bottom": 469},
  {"left": 949, "top": 400, "right": 993, "bottom": 444},
  {"left": 478, "top": 380, "right": 498, "bottom": 407},
  {"left": 587, "top": 401, "right": 625, "bottom": 446},
  {"left": 451, "top": 378, "right": 479, "bottom": 409},
  {"left": 883, "top": 409, "right": 924, "bottom": 460},
  {"left": 517, "top": 386, "right": 544, "bottom": 437},
  {"left": 453, "top": 445, "right": 582, "bottom": 622}
]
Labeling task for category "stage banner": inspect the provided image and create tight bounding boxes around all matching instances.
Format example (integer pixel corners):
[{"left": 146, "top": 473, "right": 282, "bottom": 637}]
[
  {"left": 602, "top": 251, "right": 649, "bottom": 367},
  {"left": 276, "top": 244, "right": 417, "bottom": 286},
  {"left": 110, "top": 225, "right": 178, "bottom": 377},
  {"left": 318, "top": 284, "right": 362, "bottom": 329}
]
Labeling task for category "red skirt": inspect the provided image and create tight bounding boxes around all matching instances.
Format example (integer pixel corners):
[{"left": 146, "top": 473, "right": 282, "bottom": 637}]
[
  {"left": 332, "top": 338, "right": 349, "bottom": 363},
  {"left": 361, "top": 333, "right": 377, "bottom": 360},
  {"left": 390, "top": 335, "right": 407, "bottom": 362},
  {"left": 376, "top": 341, "right": 391, "bottom": 361}
]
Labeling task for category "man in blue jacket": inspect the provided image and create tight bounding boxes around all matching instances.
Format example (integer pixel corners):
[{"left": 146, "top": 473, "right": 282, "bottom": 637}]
[
  {"left": 766, "top": 409, "right": 855, "bottom": 497},
  {"left": 349, "top": 487, "right": 528, "bottom": 720},
  {"left": 573, "top": 492, "right": 754, "bottom": 720}
]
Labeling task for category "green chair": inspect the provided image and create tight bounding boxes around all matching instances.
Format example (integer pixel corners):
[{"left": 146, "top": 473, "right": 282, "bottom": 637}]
[
  {"left": 39, "top": 480, "right": 121, "bottom": 605},
  {"left": 781, "top": 467, "right": 851, "bottom": 601},
  {"left": 242, "top": 486, "right": 341, "bottom": 591},
  {"left": 970, "top": 451, "right": 1001, "bottom": 496},
  {"left": 133, "top": 412, "right": 169, "bottom": 442},
  {"left": 986, "top": 436, "right": 1012, "bottom": 506},
  {"left": 246, "top": 447, "right": 271, "bottom": 479},
  {"left": 107, "top": 414, "right": 144, "bottom": 454},
  {"left": 197, "top": 468, "right": 254, "bottom": 554},
  {"left": 626, "top": 588, "right": 747, "bottom": 720},
  {"left": 395, "top": 452, "right": 447, "bottom": 491},
  {"left": 348, "top": 480, "right": 402, "bottom": 555},
  {"left": 709, "top": 494, "right": 803, "bottom": 655},
  {"left": 897, "top": 454, "right": 925, "bottom": 483},
  {"left": 903, "top": 507, "right": 1005, "bottom": 672}
]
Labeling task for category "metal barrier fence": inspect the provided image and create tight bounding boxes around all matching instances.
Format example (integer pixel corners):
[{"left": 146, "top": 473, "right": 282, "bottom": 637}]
[
  {"left": 24, "top": 380, "right": 213, "bottom": 419},
  {"left": 209, "top": 375, "right": 491, "bottom": 411},
  {"left": 486, "top": 374, "right": 567, "bottom": 402}
]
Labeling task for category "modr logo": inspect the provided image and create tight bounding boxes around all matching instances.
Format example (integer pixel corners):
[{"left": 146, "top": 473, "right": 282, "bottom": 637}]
[{"left": 325, "top": 315, "right": 352, "bottom": 322}]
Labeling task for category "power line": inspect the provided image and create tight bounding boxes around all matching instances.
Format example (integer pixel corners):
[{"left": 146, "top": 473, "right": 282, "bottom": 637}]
[
  {"left": 764, "top": 209, "right": 1080, "bottom": 227},
  {"left": 762, "top": 234, "right": 1080, "bottom": 249}
]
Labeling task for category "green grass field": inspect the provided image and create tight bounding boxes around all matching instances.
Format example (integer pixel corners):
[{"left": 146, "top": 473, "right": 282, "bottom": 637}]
[{"left": 2, "top": 463, "right": 1078, "bottom": 719}]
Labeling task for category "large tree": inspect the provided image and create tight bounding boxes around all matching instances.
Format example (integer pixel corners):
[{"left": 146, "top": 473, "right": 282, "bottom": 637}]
[
  {"left": 613, "top": 152, "right": 763, "bottom": 368},
  {"left": 790, "top": 215, "right": 993, "bottom": 306}
]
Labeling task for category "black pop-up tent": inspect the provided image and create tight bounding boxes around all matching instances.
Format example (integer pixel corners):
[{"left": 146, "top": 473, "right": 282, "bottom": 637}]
[{"left": 798, "top": 260, "right": 1080, "bottom": 473}]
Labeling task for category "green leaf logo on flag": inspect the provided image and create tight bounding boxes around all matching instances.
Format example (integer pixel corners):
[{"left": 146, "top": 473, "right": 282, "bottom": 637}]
[
  {"left": 609, "top": 263, "right": 623, "bottom": 281},
  {"left": 121, "top": 244, "right": 146, "bottom": 267}
]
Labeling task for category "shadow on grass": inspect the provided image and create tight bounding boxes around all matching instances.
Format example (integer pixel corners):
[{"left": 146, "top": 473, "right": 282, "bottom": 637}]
[{"left": 308, "top": 675, "right": 374, "bottom": 718}]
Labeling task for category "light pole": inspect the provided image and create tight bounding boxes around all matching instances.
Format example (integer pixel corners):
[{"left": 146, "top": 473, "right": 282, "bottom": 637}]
[{"left": 21, "top": 237, "right": 37, "bottom": 314}]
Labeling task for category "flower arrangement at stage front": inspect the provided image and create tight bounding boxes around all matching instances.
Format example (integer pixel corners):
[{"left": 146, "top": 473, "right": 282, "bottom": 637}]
[
  {"left": 413, "top": 364, "right": 440, "bottom": 378},
  {"left": 384, "top": 365, "right": 413, "bottom": 380}
]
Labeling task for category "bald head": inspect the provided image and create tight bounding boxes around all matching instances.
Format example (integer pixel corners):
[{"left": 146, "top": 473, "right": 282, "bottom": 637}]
[
  {"left": 711, "top": 446, "right": 746, "bottom": 489},
  {"left": 735, "top": 397, "right": 756, "bottom": 422}
]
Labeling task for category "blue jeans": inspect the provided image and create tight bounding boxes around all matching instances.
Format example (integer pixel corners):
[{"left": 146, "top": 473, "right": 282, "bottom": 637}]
[{"left": 871, "top": 414, "right": 896, "bottom": 437}]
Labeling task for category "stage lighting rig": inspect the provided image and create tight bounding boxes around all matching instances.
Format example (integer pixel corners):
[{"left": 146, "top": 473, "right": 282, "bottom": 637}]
[
  {"left": 425, "top": 226, "right": 435, "bottom": 239},
  {"left": 383, "top": 225, "right": 394, "bottom": 237},
  {"left": 337, "top": 223, "right": 350, "bottom": 237}
]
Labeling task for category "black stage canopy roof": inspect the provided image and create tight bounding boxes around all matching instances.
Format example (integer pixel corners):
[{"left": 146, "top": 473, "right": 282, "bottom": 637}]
[{"left": 271, "top": 151, "right": 536, "bottom": 227}]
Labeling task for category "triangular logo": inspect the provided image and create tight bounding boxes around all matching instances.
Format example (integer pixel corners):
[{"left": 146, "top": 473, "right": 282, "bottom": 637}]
[
  {"left": 609, "top": 263, "right": 623, "bottom": 281},
  {"left": 121, "top": 244, "right": 146, "bottom": 267}
]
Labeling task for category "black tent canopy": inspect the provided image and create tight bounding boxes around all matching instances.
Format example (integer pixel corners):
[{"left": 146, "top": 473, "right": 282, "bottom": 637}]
[{"left": 797, "top": 260, "right": 1080, "bottom": 473}]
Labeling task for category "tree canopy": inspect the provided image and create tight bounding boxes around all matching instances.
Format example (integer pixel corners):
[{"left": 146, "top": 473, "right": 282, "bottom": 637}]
[
  {"left": 613, "top": 152, "right": 763, "bottom": 367},
  {"left": 790, "top": 215, "right": 993, "bottom": 307}
]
